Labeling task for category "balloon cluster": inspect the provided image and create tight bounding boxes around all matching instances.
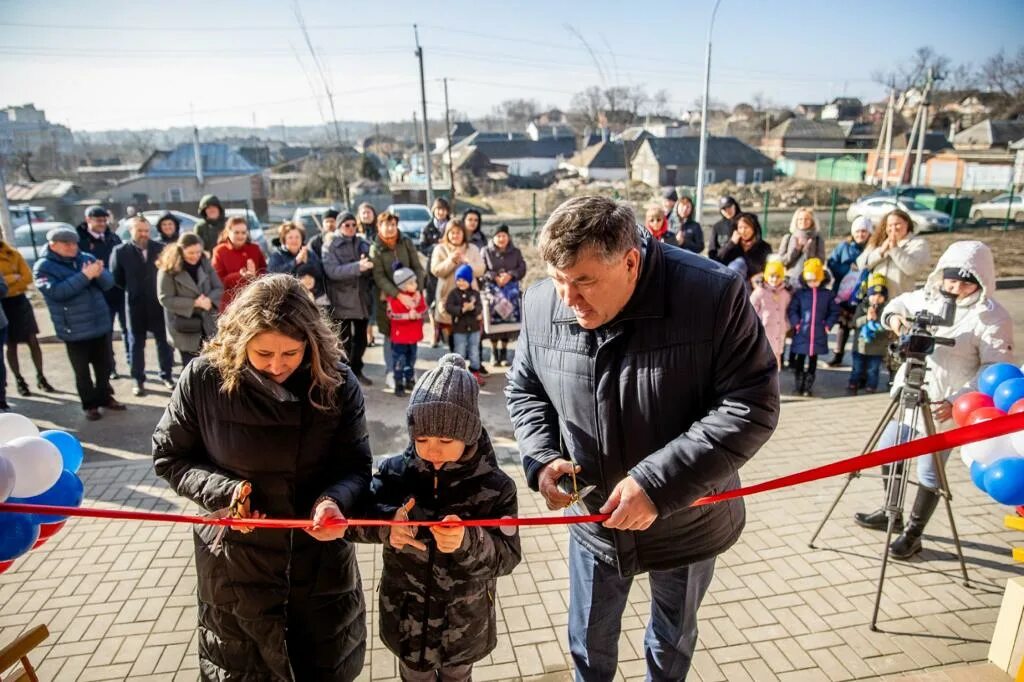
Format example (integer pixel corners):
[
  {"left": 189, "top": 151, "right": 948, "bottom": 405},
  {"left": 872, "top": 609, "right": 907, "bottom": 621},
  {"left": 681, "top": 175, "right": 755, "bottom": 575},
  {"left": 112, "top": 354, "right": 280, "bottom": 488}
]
[
  {"left": 0, "top": 414, "right": 85, "bottom": 575},
  {"left": 955, "top": 363, "right": 1024, "bottom": 505}
]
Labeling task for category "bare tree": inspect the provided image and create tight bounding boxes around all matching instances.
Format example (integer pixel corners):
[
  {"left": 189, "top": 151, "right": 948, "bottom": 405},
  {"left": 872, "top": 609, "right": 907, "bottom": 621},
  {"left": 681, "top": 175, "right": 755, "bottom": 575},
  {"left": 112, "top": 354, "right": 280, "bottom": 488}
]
[
  {"left": 980, "top": 47, "right": 1024, "bottom": 99},
  {"left": 872, "top": 46, "right": 951, "bottom": 92},
  {"left": 492, "top": 99, "right": 540, "bottom": 127}
]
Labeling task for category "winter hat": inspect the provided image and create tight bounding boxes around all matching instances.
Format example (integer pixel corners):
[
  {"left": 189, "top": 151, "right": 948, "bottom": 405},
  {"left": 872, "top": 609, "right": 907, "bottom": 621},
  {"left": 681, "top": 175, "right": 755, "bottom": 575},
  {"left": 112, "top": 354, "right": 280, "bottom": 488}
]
[
  {"left": 494, "top": 223, "right": 510, "bottom": 235},
  {"left": 802, "top": 258, "right": 825, "bottom": 283},
  {"left": 407, "top": 353, "right": 482, "bottom": 444},
  {"left": 393, "top": 266, "right": 416, "bottom": 288},
  {"left": 85, "top": 205, "right": 110, "bottom": 219},
  {"left": 942, "top": 267, "right": 980, "bottom": 286},
  {"left": 662, "top": 187, "right": 678, "bottom": 201},
  {"left": 764, "top": 258, "right": 785, "bottom": 280},
  {"left": 851, "top": 215, "right": 874, "bottom": 236},
  {"left": 455, "top": 263, "right": 474, "bottom": 283},
  {"left": 338, "top": 211, "right": 356, "bottom": 224},
  {"left": 867, "top": 283, "right": 888, "bottom": 298},
  {"left": 323, "top": 208, "right": 341, "bottom": 220}
]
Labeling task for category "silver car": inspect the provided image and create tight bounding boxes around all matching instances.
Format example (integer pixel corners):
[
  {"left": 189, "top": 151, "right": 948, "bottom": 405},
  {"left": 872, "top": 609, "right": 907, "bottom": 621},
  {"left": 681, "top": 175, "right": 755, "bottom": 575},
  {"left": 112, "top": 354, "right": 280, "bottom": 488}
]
[
  {"left": 970, "top": 193, "right": 1024, "bottom": 223},
  {"left": 14, "top": 221, "right": 73, "bottom": 266},
  {"left": 846, "top": 197, "right": 951, "bottom": 233},
  {"left": 385, "top": 203, "right": 432, "bottom": 242}
]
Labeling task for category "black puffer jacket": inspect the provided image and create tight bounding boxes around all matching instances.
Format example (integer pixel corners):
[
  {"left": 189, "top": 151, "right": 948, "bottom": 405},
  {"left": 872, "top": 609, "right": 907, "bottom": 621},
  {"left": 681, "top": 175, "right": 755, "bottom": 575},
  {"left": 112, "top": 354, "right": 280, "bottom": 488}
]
[
  {"left": 352, "top": 430, "right": 520, "bottom": 671},
  {"left": 506, "top": 235, "right": 779, "bottom": 577},
  {"left": 153, "top": 357, "right": 372, "bottom": 681}
]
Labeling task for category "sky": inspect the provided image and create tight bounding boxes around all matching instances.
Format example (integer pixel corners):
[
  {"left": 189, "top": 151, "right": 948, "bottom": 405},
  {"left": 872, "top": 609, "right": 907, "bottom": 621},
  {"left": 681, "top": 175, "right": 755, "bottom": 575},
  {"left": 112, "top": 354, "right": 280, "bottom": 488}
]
[{"left": 1, "top": 0, "right": 1022, "bottom": 133}]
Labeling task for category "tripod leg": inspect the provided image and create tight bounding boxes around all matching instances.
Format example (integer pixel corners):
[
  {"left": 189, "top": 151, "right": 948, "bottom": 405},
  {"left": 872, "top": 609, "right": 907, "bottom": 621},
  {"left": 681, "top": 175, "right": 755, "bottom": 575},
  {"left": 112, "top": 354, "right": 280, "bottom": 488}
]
[
  {"left": 922, "top": 408, "right": 970, "bottom": 587},
  {"left": 872, "top": 452, "right": 911, "bottom": 630},
  {"left": 808, "top": 395, "right": 902, "bottom": 548}
]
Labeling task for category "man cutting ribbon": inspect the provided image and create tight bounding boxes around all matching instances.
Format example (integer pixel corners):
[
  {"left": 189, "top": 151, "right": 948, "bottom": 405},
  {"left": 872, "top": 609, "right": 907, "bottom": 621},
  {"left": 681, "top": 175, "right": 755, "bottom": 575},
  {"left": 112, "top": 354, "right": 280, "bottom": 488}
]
[{"left": 505, "top": 196, "right": 780, "bottom": 681}]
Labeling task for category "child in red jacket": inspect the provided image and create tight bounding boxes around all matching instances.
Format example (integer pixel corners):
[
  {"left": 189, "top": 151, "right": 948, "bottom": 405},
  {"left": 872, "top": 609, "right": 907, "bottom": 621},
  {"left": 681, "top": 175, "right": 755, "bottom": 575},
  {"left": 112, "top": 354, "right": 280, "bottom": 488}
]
[{"left": 387, "top": 267, "right": 427, "bottom": 397}]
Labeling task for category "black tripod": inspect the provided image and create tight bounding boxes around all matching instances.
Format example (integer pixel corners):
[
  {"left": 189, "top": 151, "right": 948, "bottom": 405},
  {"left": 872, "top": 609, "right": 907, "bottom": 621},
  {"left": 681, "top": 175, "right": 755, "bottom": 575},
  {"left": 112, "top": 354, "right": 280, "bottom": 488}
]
[{"left": 808, "top": 352, "right": 970, "bottom": 630}]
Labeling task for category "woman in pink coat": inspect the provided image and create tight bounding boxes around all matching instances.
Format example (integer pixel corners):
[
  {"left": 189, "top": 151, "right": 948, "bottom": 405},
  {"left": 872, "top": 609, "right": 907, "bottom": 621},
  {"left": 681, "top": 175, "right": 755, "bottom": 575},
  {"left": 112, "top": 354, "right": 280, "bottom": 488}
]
[{"left": 750, "top": 259, "right": 791, "bottom": 369}]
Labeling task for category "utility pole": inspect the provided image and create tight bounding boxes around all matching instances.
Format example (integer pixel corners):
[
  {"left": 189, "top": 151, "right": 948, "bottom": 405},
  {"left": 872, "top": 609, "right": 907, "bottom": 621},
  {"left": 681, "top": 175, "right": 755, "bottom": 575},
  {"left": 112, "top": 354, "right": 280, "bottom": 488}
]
[
  {"left": 912, "top": 68, "right": 935, "bottom": 186},
  {"left": 695, "top": 0, "right": 723, "bottom": 223},
  {"left": 414, "top": 25, "right": 434, "bottom": 206},
  {"left": 0, "top": 158, "right": 12, "bottom": 244},
  {"left": 443, "top": 77, "right": 455, "bottom": 208},
  {"left": 880, "top": 89, "right": 896, "bottom": 189}
]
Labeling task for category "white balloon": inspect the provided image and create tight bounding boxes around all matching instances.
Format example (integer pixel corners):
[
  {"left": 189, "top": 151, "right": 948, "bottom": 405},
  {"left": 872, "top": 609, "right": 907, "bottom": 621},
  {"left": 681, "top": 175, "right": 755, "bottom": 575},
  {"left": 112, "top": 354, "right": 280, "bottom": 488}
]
[
  {"left": 1013, "top": 430, "right": 1024, "bottom": 458},
  {"left": 0, "top": 413, "right": 39, "bottom": 444},
  {"left": 0, "top": 454, "right": 14, "bottom": 502},
  {"left": 963, "top": 435, "right": 1018, "bottom": 467},
  {"left": 2, "top": 436, "right": 62, "bottom": 498}
]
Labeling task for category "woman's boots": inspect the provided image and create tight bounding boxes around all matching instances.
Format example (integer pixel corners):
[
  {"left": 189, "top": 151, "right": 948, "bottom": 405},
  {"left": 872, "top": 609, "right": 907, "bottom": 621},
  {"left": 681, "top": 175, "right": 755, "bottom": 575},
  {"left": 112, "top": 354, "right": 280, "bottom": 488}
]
[
  {"left": 889, "top": 487, "right": 941, "bottom": 560},
  {"left": 854, "top": 465, "right": 904, "bottom": 532}
]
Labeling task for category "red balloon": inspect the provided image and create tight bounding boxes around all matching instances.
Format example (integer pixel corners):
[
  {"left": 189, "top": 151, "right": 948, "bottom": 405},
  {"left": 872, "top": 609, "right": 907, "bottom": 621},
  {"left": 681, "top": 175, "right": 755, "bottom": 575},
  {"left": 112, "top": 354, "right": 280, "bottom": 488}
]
[
  {"left": 954, "top": 392, "right": 996, "bottom": 427},
  {"left": 1010, "top": 399, "right": 1024, "bottom": 415},
  {"left": 967, "top": 407, "right": 1007, "bottom": 425},
  {"left": 31, "top": 520, "right": 66, "bottom": 550},
  {"left": 0, "top": 560, "right": 13, "bottom": 574}
]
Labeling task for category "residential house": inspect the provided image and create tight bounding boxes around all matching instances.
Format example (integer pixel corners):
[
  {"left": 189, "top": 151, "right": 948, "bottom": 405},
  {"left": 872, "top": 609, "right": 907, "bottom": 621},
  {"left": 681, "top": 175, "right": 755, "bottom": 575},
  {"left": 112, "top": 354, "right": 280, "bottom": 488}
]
[
  {"left": 432, "top": 121, "right": 476, "bottom": 154},
  {"left": 533, "top": 109, "right": 566, "bottom": 126},
  {"left": 561, "top": 141, "right": 628, "bottom": 181},
  {"left": 448, "top": 131, "right": 575, "bottom": 177},
  {"left": 5, "top": 179, "right": 85, "bottom": 224},
  {"left": 762, "top": 119, "right": 846, "bottom": 161},
  {"left": 107, "top": 142, "right": 266, "bottom": 204},
  {"left": 865, "top": 131, "right": 950, "bottom": 186},
  {"left": 953, "top": 119, "right": 1024, "bottom": 151},
  {"left": 795, "top": 104, "right": 823, "bottom": 120},
  {"left": 526, "top": 122, "right": 574, "bottom": 141},
  {"left": 0, "top": 104, "right": 74, "bottom": 162},
  {"left": 630, "top": 136, "right": 774, "bottom": 187},
  {"left": 74, "top": 162, "right": 142, "bottom": 191},
  {"left": 821, "top": 98, "right": 864, "bottom": 122}
]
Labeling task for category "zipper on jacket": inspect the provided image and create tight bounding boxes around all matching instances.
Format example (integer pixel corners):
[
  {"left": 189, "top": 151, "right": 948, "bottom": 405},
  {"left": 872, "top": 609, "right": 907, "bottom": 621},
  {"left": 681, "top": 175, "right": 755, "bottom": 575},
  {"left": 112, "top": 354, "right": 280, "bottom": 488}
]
[{"left": 419, "top": 469, "right": 440, "bottom": 666}]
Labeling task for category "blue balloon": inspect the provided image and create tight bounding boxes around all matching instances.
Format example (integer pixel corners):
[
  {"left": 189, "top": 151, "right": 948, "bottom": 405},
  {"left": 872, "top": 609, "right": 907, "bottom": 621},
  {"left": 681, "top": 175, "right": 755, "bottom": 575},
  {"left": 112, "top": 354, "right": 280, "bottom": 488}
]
[
  {"left": 983, "top": 458, "right": 1024, "bottom": 506},
  {"left": 8, "top": 470, "right": 84, "bottom": 524},
  {"left": 0, "top": 513, "right": 39, "bottom": 561},
  {"left": 40, "top": 430, "right": 83, "bottom": 474},
  {"left": 980, "top": 363, "right": 1024, "bottom": 397},
  {"left": 970, "top": 460, "right": 988, "bottom": 492},
  {"left": 995, "top": 378, "right": 1024, "bottom": 413}
]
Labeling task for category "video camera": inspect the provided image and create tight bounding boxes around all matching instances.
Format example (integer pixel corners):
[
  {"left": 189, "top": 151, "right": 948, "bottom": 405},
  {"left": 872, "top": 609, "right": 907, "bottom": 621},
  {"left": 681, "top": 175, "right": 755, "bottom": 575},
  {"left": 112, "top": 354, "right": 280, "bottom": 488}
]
[{"left": 891, "top": 291, "right": 957, "bottom": 361}]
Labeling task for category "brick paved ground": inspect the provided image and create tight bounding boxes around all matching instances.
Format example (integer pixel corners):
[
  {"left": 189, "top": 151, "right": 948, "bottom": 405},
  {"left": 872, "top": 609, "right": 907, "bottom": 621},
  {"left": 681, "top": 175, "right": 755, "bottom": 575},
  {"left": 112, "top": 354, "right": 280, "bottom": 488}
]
[{"left": 2, "top": 389, "right": 1022, "bottom": 681}]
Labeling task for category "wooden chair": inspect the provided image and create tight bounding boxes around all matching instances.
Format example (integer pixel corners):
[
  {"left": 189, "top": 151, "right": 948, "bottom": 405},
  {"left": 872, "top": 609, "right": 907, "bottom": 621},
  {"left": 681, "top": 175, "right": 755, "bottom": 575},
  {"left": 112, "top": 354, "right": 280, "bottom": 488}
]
[{"left": 0, "top": 625, "right": 49, "bottom": 682}]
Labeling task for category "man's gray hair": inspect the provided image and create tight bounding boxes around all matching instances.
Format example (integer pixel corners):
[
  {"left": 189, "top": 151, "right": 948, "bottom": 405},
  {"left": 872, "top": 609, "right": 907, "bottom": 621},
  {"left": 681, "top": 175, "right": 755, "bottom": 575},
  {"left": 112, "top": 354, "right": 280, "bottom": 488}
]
[
  {"left": 538, "top": 196, "right": 641, "bottom": 269},
  {"left": 131, "top": 214, "right": 150, "bottom": 225}
]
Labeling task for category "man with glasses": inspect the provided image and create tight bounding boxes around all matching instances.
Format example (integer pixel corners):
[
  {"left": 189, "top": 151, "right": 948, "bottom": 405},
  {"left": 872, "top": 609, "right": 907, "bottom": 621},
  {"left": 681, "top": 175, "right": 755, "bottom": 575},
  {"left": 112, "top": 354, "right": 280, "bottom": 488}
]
[{"left": 322, "top": 211, "right": 374, "bottom": 386}]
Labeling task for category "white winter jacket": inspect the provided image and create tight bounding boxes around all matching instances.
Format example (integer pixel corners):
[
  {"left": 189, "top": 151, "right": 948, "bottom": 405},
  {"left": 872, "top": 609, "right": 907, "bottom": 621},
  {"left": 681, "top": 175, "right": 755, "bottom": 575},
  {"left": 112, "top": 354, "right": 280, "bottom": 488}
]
[
  {"left": 884, "top": 241, "right": 1015, "bottom": 431},
  {"left": 856, "top": 234, "right": 931, "bottom": 299}
]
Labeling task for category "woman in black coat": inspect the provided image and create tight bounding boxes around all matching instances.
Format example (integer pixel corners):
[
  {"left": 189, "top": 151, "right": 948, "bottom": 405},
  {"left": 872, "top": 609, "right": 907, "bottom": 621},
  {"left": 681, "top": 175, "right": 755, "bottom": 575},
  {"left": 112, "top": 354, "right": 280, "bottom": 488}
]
[
  {"left": 716, "top": 212, "right": 773, "bottom": 288},
  {"left": 153, "top": 274, "right": 371, "bottom": 681}
]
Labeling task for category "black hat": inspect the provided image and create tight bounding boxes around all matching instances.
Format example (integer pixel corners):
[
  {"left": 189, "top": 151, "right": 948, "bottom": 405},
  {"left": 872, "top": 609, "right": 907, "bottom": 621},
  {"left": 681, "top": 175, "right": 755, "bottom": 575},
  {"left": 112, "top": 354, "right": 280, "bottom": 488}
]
[
  {"left": 718, "top": 196, "right": 737, "bottom": 210},
  {"left": 662, "top": 187, "right": 678, "bottom": 202},
  {"left": 85, "top": 205, "right": 110, "bottom": 219},
  {"left": 942, "top": 267, "right": 980, "bottom": 286},
  {"left": 339, "top": 211, "right": 356, "bottom": 224},
  {"left": 323, "top": 208, "right": 340, "bottom": 220},
  {"left": 495, "top": 223, "right": 510, "bottom": 235}
]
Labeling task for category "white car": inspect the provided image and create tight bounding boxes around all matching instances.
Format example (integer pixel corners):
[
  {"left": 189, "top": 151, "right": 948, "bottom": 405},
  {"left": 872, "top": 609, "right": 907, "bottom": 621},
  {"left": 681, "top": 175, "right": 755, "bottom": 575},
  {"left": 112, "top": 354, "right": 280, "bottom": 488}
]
[
  {"left": 846, "top": 197, "right": 951, "bottom": 233},
  {"left": 9, "top": 205, "right": 51, "bottom": 228},
  {"left": 385, "top": 204, "right": 432, "bottom": 241},
  {"left": 970, "top": 193, "right": 1024, "bottom": 223},
  {"left": 117, "top": 210, "right": 200, "bottom": 242},
  {"left": 14, "top": 221, "right": 73, "bottom": 266}
]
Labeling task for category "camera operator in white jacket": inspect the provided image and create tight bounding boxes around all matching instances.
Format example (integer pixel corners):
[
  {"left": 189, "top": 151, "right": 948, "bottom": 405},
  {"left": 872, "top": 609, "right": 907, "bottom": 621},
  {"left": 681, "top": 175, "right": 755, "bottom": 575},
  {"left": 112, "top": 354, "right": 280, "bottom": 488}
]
[{"left": 854, "top": 240, "right": 1014, "bottom": 559}]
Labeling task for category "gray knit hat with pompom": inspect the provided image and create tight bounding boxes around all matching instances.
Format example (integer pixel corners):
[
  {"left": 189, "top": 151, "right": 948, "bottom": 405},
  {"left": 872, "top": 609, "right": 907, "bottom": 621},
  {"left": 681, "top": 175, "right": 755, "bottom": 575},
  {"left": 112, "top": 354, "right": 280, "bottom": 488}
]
[{"left": 406, "top": 353, "right": 481, "bottom": 444}]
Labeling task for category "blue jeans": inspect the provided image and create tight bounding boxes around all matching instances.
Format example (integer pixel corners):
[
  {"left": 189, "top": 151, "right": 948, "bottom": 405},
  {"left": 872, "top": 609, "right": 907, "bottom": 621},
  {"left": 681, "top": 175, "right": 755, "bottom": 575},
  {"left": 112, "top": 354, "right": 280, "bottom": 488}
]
[
  {"left": 452, "top": 330, "right": 481, "bottom": 371},
  {"left": 568, "top": 536, "right": 716, "bottom": 682},
  {"left": 382, "top": 337, "right": 392, "bottom": 377},
  {"left": 849, "top": 352, "right": 883, "bottom": 390},
  {"left": 879, "top": 421, "right": 951, "bottom": 490},
  {"left": 391, "top": 342, "right": 417, "bottom": 383}
]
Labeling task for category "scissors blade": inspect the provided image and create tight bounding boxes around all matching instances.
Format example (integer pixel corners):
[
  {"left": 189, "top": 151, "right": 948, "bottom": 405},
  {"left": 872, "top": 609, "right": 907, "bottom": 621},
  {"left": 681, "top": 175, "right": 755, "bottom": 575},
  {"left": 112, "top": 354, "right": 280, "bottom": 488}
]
[{"left": 576, "top": 485, "right": 597, "bottom": 501}]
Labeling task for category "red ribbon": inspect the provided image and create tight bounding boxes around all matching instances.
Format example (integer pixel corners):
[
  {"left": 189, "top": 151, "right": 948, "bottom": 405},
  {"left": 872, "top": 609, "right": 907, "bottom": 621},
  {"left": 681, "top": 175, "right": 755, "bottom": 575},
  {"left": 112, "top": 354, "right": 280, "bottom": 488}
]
[{"left": 2, "top": 412, "right": 1023, "bottom": 529}]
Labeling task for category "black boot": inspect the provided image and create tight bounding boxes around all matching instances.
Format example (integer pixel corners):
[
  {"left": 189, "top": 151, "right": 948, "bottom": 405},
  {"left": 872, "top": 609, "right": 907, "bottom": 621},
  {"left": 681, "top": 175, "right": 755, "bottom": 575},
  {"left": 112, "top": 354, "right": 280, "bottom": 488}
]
[
  {"left": 802, "top": 373, "right": 816, "bottom": 397},
  {"left": 14, "top": 375, "right": 30, "bottom": 397},
  {"left": 793, "top": 370, "right": 804, "bottom": 395},
  {"left": 854, "top": 465, "right": 904, "bottom": 531},
  {"left": 890, "top": 487, "right": 941, "bottom": 560},
  {"left": 826, "top": 352, "right": 844, "bottom": 367},
  {"left": 37, "top": 374, "right": 56, "bottom": 392},
  {"left": 500, "top": 347, "right": 508, "bottom": 366}
]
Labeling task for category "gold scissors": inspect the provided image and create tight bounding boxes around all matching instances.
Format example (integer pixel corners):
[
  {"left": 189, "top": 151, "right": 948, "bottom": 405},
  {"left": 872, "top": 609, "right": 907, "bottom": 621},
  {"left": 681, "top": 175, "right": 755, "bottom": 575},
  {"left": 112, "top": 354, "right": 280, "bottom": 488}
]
[{"left": 560, "top": 463, "right": 596, "bottom": 504}]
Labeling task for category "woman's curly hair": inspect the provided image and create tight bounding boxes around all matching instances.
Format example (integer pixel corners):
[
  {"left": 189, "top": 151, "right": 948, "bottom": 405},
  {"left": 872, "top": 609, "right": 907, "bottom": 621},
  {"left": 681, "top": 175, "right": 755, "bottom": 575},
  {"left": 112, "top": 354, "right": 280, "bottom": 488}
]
[{"left": 203, "top": 274, "right": 344, "bottom": 412}]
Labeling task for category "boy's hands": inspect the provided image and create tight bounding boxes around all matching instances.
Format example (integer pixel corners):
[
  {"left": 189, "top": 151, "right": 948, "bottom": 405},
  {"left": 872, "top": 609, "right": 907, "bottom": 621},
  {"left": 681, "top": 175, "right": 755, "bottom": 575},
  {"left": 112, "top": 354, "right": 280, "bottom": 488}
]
[
  {"left": 431, "top": 515, "right": 466, "bottom": 553},
  {"left": 390, "top": 498, "right": 426, "bottom": 552},
  {"left": 307, "top": 499, "right": 347, "bottom": 541}
]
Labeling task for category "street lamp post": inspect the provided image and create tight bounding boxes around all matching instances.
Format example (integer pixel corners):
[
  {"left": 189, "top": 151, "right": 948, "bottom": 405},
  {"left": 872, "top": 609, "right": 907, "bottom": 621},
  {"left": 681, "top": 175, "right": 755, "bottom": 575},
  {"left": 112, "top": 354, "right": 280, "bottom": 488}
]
[{"left": 695, "top": 0, "right": 723, "bottom": 224}]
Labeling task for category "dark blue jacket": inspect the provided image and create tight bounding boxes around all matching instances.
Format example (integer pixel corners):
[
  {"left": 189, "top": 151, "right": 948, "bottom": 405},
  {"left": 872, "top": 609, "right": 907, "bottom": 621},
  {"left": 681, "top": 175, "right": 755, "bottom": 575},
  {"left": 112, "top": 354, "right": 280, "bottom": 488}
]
[
  {"left": 506, "top": 234, "right": 779, "bottom": 576},
  {"left": 110, "top": 240, "right": 166, "bottom": 329},
  {"left": 33, "top": 247, "right": 114, "bottom": 342},
  {"left": 268, "top": 241, "right": 324, "bottom": 297},
  {"left": 76, "top": 224, "right": 123, "bottom": 311},
  {"left": 787, "top": 286, "right": 841, "bottom": 356},
  {"left": 826, "top": 239, "right": 865, "bottom": 295}
]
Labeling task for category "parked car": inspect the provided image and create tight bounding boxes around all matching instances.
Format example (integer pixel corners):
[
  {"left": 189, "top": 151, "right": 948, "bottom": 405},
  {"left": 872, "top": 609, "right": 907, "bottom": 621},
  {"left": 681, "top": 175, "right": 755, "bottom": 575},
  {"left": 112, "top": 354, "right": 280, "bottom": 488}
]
[
  {"left": 116, "top": 210, "right": 200, "bottom": 242},
  {"left": 14, "top": 221, "right": 72, "bottom": 267},
  {"left": 10, "top": 205, "right": 51, "bottom": 228},
  {"left": 385, "top": 203, "right": 432, "bottom": 241},
  {"left": 224, "top": 208, "right": 270, "bottom": 255},
  {"left": 858, "top": 186, "right": 937, "bottom": 203},
  {"left": 291, "top": 206, "right": 336, "bottom": 240},
  {"left": 846, "top": 196, "right": 951, "bottom": 233},
  {"left": 970, "top": 193, "right": 1024, "bottom": 223}
]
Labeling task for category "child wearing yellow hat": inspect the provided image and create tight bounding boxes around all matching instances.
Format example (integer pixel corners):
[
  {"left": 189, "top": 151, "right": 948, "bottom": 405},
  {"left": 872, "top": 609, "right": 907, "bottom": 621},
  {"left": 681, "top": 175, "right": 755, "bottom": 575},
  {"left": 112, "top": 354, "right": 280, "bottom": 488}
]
[
  {"left": 750, "top": 257, "right": 791, "bottom": 370},
  {"left": 785, "top": 258, "right": 841, "bottom": 396}
]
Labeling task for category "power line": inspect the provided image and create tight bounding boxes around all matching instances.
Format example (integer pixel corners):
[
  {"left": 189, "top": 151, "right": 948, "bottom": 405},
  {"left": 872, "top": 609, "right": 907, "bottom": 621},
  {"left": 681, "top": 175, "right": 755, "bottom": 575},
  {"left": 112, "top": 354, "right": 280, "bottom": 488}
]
[{"left": 0, "top": 21, "right": 406, "bottom": 32}]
